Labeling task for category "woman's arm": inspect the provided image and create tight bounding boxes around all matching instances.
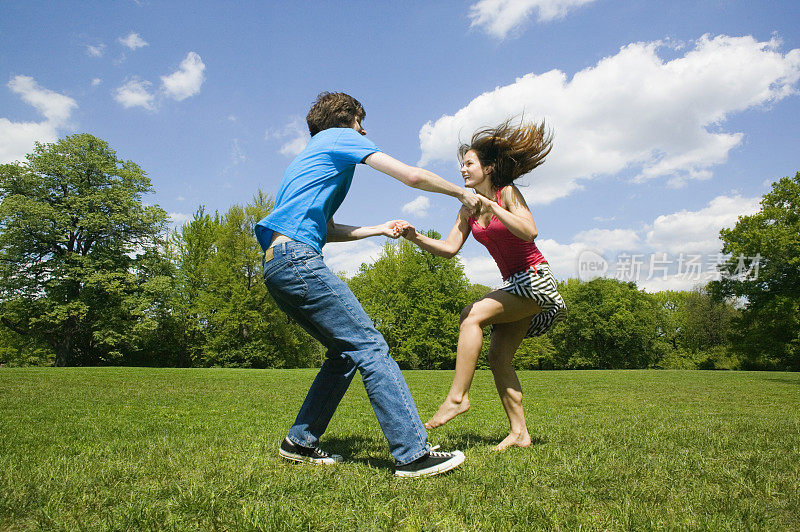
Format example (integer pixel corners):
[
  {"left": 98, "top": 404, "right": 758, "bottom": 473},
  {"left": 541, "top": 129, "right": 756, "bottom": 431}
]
[
  {"left": 327, "top": 218, "right": 403, "bottom": 242},
  {"left": 364, "top": 152, "right": 480, "bottom": 214},
  {"left": 402, "top": 207, "right": 471, "bottom": 259},
  {"left": 481, "top": 185, "right": 538, "bottom": 242}
]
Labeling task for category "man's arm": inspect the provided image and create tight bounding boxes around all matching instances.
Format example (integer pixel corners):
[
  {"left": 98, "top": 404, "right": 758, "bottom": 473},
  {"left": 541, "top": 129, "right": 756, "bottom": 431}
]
[
  {"left": 327, "top": 218, "right": 403, "bottom": 242},
  {"left": 364, "top": 152, "right": 481, "bottom": 214}
]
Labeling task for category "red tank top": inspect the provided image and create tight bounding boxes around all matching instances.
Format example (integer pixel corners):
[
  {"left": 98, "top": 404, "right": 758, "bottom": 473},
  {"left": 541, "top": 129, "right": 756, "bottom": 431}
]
[{"left": 468, "top": 187, "right": 546, "bottom": 280}]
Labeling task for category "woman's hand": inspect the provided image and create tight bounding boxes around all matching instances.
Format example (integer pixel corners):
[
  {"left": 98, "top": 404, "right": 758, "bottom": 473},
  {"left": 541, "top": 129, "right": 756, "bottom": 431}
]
[
  {"left": 476, "top": 194, "right": 497, "bottom": 215},
  {"left": 389, "top": 219, "right": 416, "bottom": 239},
  {"left": 379, "top": 220, "right": 408, "bottom": 239},
  {"left": 458, "top": 190, "right": 482, "bottom": 216},
  {"left": 397, "top": 220, "right": 416, "bottom": 239}
]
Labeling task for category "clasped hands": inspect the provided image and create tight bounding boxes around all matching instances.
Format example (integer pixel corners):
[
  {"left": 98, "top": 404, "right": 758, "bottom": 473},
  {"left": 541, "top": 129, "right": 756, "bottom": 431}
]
[
  {"left": 380, "top": 190, "right": 490, "bottom": 240},
  {"left": 380, "top": 220, "right": 415, "bottom": 239}
]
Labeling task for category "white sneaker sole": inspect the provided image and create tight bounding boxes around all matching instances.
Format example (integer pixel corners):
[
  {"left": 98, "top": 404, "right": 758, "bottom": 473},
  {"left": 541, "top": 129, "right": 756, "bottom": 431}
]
[
  {"left": 395, "top": 450, "right": 465, "bottom": 478},
  {"left": 278, "top": 448, "right": 342, "bottom": 464}
]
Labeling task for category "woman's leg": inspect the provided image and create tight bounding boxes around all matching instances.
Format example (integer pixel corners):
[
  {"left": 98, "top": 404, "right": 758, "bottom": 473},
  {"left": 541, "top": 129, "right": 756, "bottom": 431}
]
[
  {"left": 488, "top": 317, "right": 532, "bottom": 450},
  {"left": 425, "top": 290, "right": 540, "bottom": 429}
]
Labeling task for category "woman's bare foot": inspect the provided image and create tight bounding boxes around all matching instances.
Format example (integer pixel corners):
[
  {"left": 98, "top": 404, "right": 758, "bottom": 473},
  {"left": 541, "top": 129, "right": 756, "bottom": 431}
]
[
  {"left": 424, "top": 397, "right": 470, "bottom": 429},
  {"left": 493, "top": 431, "right": 531, "bottom": 451}
]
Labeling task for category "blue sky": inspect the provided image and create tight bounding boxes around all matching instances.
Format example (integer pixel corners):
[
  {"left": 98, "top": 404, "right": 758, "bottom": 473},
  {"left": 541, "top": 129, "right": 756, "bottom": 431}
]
[{"left": 2, "top": 0, "right": 799, "bottom": 291}]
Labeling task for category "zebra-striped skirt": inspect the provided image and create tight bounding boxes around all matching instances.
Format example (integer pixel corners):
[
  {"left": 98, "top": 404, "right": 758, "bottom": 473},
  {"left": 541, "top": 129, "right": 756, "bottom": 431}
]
[{"left": 499, "top": 262, "right": 567, "bottom": 337}]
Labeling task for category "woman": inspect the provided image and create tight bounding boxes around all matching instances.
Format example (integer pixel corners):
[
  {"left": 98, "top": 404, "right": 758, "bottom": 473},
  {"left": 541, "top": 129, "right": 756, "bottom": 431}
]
[{"left": 400, "top": 119, "right": 566, "bottom": 451}]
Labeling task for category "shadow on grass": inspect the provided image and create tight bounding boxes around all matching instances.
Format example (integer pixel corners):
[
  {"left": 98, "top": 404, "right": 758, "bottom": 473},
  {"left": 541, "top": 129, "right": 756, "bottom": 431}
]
[
  {"left": 443, "top": 431, "right": 548, "bottom": 450},
  {"left": 763, "top": 377, "right": 800, "bottom": 385},
  {"left": 320, "top": 431, "right": 548, "bottom": 471},
  {"left": 318, "top": 429, "right": 549, "bottom": 472},
  {"left": 322, "top": 435, "right": 394, "bottom": 470}
]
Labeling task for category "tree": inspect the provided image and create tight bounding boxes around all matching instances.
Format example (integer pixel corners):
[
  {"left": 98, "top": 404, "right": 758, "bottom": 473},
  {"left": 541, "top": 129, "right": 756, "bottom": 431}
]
[
  {"left": 121, "top": 246, "right": 187, "bottom": 367},
  {"left": 711, "top": 172, "right": 800, "bottom": 370},
  {"left": 348, "top": 233, "right": 473, "bottom": 369},
  {"left": 170, "top": 206, "right": 220, "bottom": 364},
  {"left": 550, "top": 278, "right": 666, "bottom": 369},
  {"left": 514, "top": 335, "right": 558, "bottom": 370},
  {"left": 652, "top": 287, "right": 739, "bottom": 369},
  {"left": 0, "top": 134, "right": 171, "bottom": 366},
  {"left": 678, "top": 288, "right": 737, "bottom": 354},
  {"left": 171, "top": 193, "right": 320, "bottom": 368},
  {"left": 0, "top": 324, "right": 52, "bottom": 366}
]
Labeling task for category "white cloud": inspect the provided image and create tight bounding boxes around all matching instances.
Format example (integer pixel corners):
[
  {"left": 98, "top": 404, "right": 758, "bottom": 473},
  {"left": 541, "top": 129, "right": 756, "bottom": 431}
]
[
  {"left": 86, "top": 43, "right": 106, "bottom": 57},
  {"left": 535, "top": 238, "right": 588, "bottom": 281},
  {"left": 1, "top": 76, "right": 77, "bottom": 164},
  {"left": 118, "top": 32, "right": 148, "bottom": 50},
  {"left": 114, "top": 78, "right": 155, "bottom": 110},
  {"left": 111, "top": 52, "right": 205, "bottom": 110},
  {"left": 91, "top": 78, "right": 102, "bottom": 87},
  {"left": 645, "top": 194, "right": 761, "bottom": 254},
  {"left": 268, "top": 117, "right": 310, "bottom": 157},
  {"left": 456, "top": 193, "right": 761, "bottom": 292},
  {"left": 637, "top": 274, "right": 711, "bottom": 294},
  {"left": 469, "top": 0, "right": 596, "bottom": 39},
  {"left": 461, "top": 237, "right": 588, "bottom": 287},
  {"left": 230, "top": 138, "right": 245, "bottom": 165},
  {"left": 169, "top": 212, "right": 192, "bottom": 226},
  {"left": 323, "top": 240, "right": 385, "bottom": 277},
  {"left": 402, "top": 196, "right": 432, "bottom": 218},
  {"left": 419, "top": 35, "right": 800, "bottom": 205},
  {"left": 8, "top": 76, "right": 77, "bottom": 123},
  {"left": 574, "top": 228, "right": 640, "bottom": 250},
  {"left": 280, "top": 136, "right": 308, "bottom": 157},
  {"left": 0, "top": 120, "right": 61, "bottom": 165},
  {"left": 161, "top": 52, "right": 205, "bottom": 101},
  {"left": 461, "top": 254, "right": 503, "bottom": 287}
]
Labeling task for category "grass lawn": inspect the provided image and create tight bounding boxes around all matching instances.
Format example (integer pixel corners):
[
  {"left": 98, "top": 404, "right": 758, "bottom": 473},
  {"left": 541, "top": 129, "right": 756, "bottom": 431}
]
[{"left": 1, "top": 368, "right": 798, "bottom": 531}]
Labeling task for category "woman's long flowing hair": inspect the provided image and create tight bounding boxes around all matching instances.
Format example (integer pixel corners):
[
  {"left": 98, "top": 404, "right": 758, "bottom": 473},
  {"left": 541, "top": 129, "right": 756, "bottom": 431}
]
[{"left": 459, "top": 118, "right": 553, "bottom": 189}]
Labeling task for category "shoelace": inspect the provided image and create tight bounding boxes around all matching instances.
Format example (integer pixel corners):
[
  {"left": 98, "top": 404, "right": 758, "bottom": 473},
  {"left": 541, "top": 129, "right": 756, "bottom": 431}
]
[{"left": 428, "top": 445, "right": 452, "bottom": 457}]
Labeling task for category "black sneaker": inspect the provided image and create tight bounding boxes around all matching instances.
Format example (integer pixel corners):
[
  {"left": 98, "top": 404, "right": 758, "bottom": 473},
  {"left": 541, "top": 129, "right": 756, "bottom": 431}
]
[
  {"left": 279, "top": 438, "right": 343, "bottom": 464},
  {"left": 394, "top": 448, "right": 465, "bottom": 478}
]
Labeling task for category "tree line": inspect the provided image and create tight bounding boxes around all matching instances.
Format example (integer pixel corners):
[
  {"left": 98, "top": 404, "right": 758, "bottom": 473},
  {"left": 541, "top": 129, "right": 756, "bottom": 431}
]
[{"left": 1, "top": 135, "right": 797, "bottom": 370}]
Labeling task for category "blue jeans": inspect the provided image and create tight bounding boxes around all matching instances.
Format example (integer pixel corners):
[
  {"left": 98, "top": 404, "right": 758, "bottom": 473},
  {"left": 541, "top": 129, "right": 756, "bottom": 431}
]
[{"left": 263, "top": 241, "right": 429, "bottom": 465}]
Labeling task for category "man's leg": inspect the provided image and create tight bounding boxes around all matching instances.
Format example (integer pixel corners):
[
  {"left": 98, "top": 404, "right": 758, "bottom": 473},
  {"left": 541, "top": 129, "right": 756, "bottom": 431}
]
[
  {"left": 287, "top": 352, "right": 358, "bottom": 447},
  {"left": 264, "top": 255, "right": 358, "bottom": 448},
  {"left": 264, "top": 242, "right": 429, "bottom": 464}
]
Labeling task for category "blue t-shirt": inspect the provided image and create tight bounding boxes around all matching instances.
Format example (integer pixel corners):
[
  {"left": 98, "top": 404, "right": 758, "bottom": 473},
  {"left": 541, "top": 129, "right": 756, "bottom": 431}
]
[{"left": 255, "top": 127, "right": 380, "bottom": 253}]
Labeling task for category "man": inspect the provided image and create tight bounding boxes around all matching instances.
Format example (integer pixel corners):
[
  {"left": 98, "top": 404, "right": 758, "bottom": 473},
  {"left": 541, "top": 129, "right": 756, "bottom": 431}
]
[{"left": 256, "top": 92, "right": 480, "bottom": 477}]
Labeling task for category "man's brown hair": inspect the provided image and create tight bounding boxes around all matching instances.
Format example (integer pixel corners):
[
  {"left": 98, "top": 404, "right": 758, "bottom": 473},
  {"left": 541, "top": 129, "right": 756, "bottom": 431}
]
[{"left": 306, "top": 92, "right": 366, "bottom": 136}]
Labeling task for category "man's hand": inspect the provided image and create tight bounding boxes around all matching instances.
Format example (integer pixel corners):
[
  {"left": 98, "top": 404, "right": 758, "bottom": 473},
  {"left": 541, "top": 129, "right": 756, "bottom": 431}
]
[
  {"left": 475, "top": 194, "right": 497, "bottom": 213},
  {"left": 379, "top": 220, "right": 407, "bottom": 239},
  {"left": 395, "top": 220, "right": 416, "bottom": 239},
  {"left": 459, "top": 190, "right": 482, "bottom": 216}
]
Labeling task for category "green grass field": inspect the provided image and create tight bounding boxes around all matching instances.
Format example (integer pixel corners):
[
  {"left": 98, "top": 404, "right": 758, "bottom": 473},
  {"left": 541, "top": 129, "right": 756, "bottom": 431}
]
[{"left": 1, "top": 368, "right": 798, "bottom": 531}]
